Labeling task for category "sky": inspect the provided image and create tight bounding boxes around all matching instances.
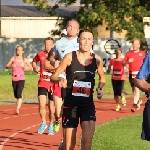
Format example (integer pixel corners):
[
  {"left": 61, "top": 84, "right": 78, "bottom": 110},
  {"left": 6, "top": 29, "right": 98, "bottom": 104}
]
[{"left": 1, "top": 0, "right": 80, "bottom": 6}]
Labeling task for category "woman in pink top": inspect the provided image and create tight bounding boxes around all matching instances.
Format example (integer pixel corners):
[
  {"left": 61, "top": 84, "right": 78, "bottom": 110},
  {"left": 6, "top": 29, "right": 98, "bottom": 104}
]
[
  {"left": 107, "top": 48, "right": 127, "bottom": 111},
  {"left": 5, "top": 46, "right": 32, "bottom": 115}
]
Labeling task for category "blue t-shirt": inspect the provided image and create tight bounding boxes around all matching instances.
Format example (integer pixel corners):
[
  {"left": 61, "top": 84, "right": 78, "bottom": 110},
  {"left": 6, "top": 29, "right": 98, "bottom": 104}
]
[
  {"left": 52, "top": 37, "right": 94, "bottom": 60},
  {"left": 53, "top": 37, "right": 79, "bottom": 60},
  {"left": 136, "top": 51, "right": 150, "bottom": 79}
]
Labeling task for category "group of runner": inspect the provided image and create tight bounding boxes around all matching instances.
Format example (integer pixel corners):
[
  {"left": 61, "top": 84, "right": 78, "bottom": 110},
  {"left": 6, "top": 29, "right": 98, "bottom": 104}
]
[
  {"left": 107, "top": 38, "right": 146, "bottom": 112},
  {"left": 5, "top": 18, "right": 149, "bottom": 149}
]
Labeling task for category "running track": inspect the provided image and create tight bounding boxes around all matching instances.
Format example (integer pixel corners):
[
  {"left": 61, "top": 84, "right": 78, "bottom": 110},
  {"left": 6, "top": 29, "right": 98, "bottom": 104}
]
[{"left": 0, "top": 97, "right": 146, "bottom": 150}]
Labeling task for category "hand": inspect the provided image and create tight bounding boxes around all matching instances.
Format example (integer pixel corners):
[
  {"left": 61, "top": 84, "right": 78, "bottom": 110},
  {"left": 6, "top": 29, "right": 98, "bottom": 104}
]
[
  {"left": 12, "top": 63, "right": 16, "bottom": 68},
  {"left": 59, "top": 78, "right": 67, "bottom": 88},
  {"left": 96, "top": 87, "right": 103, "bottom": 99},
  {"left": 33, "top": 67, "right": 39, "bottom": 74},
  {"left": 54, "top": 60, "right": 60, "bottom": 68}
]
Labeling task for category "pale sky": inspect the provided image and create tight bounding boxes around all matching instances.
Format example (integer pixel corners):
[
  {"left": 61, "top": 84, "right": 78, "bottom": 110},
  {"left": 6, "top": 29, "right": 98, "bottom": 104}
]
[{"left": 1, "top": 0, "right": 80, "bottom": 6}]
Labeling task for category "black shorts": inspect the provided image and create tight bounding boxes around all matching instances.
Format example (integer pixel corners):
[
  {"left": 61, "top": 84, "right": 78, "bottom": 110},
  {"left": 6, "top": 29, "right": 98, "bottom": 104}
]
[
  {"left": 112, "top": 79, "right": 124, "bottom": 96},
  {"left": 141, "top": 100, "right": 150, "bottom": 141},
  {"left": 12, "top": 80, "right": 25, "bottom": 99},
  {"left": 129, "top": 74, "right": 135, "bottom": 87},
  {"left": 38, "top": 87, "right": 53, "bottom": 100},
  {"left": 62, "top": 105, "right": 96, "bottom": 128},
  {"left": 61, "top": 88, "right": 66, "bottom": 100}
]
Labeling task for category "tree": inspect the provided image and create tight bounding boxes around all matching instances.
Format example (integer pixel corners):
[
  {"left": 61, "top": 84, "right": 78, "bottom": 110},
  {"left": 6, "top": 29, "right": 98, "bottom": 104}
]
[{"left": 23, "top": 0, "right": 150, "bottom": 44}]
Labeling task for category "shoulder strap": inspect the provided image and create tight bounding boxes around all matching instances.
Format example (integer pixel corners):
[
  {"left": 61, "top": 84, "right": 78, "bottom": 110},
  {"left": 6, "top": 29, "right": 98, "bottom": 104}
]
[{"left": 72, "top": 51, "right": 76, "bottom": 64}]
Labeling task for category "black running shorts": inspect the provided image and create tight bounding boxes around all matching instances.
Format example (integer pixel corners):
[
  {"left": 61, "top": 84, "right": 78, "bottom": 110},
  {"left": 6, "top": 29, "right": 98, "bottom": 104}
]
[
  {"left": 38, "top": 87, "right": 53, "bottom": 101},
  {"left": 112, "top": 79, "right": 124, "bottom": 96},
  {"left": 129, "top": 74, "right": 135, "bottom": 87},
  {"left": 62, "top": 105, "right": 96, "bottom": 128}
]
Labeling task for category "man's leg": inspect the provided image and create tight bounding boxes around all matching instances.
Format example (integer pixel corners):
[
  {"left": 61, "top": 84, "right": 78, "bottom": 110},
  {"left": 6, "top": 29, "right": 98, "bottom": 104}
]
[
  {"left": 112, "top": 80, "right": 121, "bottom": 111},
  {"left": 37, "top": 87, "right": 48, "bottom": 134},
  {"left": 129, "top": 76, "right": 142, "bottom": 112},
  {"left": 53, "top": 95, "right": 63, "bottom": 132},
  {"left": 53, "top": 95, "right": 63, "bottom": 120},
  {"left": 132, "top": 86, "right": 140, "bottom": 103},
  {"left": 80, "top": 107, "right": 96, "bottom": 150},
  {"left": 81, "top": 121, "right": 95, "bottom": 150},
  {"left": 52, "top": 83, "right": 63, "bottom": 132},
  {"left": 59, "top": 106, "right": 78, "bottom": 150},
  {"left": 48, "top": 92, "right": 55, "bottom": 135}
]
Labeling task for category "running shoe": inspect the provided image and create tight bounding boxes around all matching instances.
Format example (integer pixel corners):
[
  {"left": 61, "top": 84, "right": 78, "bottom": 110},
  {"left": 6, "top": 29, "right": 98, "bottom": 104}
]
[
  {"left": 48, "top": 125, "right": 54, "bottom": 135},
  {"left": 121, "top": 96, "right": 127, "bottom": 106},
  {"left": 58, "top": 140, "right": 64, "bottom": 150},
  {"left": 14, "top": 109, "right": 19, "bottom": 115},
  {"left": 131, "top": 104, "right": 137, "bottom": 112},
  {"left": 37, "top": 122, "right": 47, "bottom": 134},
  {"left": 115, "top": 105, "right": 121, "bottom": 111},
  {"left": 137, "top": 100, "right": 142, "bottom": 110},
  {"left": 53, "top": 121, "right": 60, "bottom": 132}
]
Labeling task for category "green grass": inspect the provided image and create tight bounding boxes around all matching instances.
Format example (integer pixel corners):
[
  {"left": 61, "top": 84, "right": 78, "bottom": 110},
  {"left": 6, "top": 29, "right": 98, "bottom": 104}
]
[
  {"left": 0, "top": 72, "right": 141, "bottom": 100},
  {"left": 92, "top": 115, "right": 149, "bottom": 150},
  {"left": 0, "top": 73, "right": 39, "bottom": 100}
]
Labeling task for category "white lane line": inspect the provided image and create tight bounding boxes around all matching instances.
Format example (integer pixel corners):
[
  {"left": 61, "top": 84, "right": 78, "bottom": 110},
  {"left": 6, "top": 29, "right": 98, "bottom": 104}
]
[
  {"left": 0, "top": 106, "right": 38, "bottom": 112},
  {"left": 0, "top": 124, "right": 40, "bottom": 150},
  {"left": 0, "top": 110, "right": 50, "bottom": 121},
  {"left": 0, "top": 112, "right": 38, "bottom": 121}
]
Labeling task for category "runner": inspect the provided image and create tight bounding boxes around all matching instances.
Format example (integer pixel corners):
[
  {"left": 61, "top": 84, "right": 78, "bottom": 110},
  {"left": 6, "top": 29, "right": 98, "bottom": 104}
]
[
  {"left": 44, "top": 19, "right": 80, "bottom": 135},
  {"left": 60, "top": 29, "right": 67, "bottom": 38},
  {"left": 134, "top": 50, "right": 150, "bottom": 141},
  {"left": 50, "top": 29, "right": 105, "bottom": 150},
  {"left": 32, "top": 37, "right": 55, "bottom": 135},
  {"left": 5, "top": 45, "right": 32, "bottom": 115},
  {"left": 123, "top": 38, "right": 146, "bottom": 112},
  {"left": 107, "top": 48, "right": 126, "bottom": 111}
]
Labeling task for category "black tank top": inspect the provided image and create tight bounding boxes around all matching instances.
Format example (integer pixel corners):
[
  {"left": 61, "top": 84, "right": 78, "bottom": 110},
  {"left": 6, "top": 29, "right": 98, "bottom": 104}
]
[{"left": 64, "top": 51, "right": 97, "bottom": 108}]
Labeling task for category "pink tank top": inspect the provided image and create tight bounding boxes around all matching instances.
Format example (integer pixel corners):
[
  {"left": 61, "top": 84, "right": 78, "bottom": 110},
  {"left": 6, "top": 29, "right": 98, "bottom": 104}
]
[{"left": 12, "top": 56, "right": 25, "bottom": 81}]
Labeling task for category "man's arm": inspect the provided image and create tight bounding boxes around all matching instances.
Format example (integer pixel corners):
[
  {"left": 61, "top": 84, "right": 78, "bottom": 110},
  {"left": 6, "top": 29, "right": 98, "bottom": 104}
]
[
  {"left": 134, "top": 51, "right": 150, "bottom": 93},
  {"left": 50, "top": 53, "right": 72, "bottom": 83},
  {"left": 44, "top": 59, "right": 56, "bottom": 71},
  {"left": 44, "top": 47, "right": 59, "bottom": 71},
  {"left": 32, "top": 53, "right": 39, "bottom": 73},
  {"left": 122, "top": 52, "right": 129, "bottom": 66},
  {"left": 106, "top": 59, "right": 112, "bottom": 73},
  {"left": 134, "top": 78, "right": 150, "bottom": 93}
]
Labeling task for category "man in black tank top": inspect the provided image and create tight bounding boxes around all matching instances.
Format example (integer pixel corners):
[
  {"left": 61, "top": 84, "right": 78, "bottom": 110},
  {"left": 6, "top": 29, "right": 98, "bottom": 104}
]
[{"left": 50, "top": 29, "right": 106, "bottom": 150}]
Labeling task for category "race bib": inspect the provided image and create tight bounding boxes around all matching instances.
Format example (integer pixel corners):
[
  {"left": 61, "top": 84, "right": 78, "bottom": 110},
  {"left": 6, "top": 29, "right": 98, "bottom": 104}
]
[
  {"left": 41, "top": 71, "right": 52, "bottom": 81},
  {"left": 113, "top": 71, "right": 121, "bottom": 78},
  {"left": 131, "top": 71, "right": 138, "bottom": 78},
  {"left": 72, "top": 80, "right": 91, "bottom": 97}
]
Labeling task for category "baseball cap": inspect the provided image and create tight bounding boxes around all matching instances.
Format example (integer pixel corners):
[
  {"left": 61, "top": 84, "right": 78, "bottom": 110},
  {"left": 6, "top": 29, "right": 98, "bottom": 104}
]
[{"left": 60, "top": 29, "right": 67, "bottom": 35}]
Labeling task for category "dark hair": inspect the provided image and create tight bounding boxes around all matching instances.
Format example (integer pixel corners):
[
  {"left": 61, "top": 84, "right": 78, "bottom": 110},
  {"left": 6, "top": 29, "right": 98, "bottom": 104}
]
[
  {"left": 78, "top": 29, "right": 94, "bottom": 38},
  {"left": 66, "top": 19, "right": 80, "bottom": 28},
  {"left": 115, "top": 48, "right": 122, "bottom": 53},
  {"left": 44, "top": 37, "right": 54, "bottom": 43}
]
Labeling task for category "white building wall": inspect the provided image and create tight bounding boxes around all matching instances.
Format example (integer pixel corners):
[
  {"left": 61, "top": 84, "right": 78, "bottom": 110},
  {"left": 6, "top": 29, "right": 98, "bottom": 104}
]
[{"left": 1, "top": 17, "right": 61, "bottom": 38}]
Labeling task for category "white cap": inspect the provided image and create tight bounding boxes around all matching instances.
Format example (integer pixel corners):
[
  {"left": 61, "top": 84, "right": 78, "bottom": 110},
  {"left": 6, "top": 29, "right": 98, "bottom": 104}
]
[{"left": 60, "top": 29, "right": 67, "bottom": 35}]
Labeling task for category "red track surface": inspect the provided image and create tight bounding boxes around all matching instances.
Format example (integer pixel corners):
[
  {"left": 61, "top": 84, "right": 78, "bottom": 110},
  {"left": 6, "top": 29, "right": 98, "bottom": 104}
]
[{"left": 0, "top": 97, "right": 146, "bottom": 150}]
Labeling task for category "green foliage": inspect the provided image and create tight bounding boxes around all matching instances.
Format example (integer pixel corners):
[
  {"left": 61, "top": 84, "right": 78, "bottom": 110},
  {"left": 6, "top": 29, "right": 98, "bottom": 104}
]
[{"left": 22, "top": 1, "right": 150, "bottom": 41}]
